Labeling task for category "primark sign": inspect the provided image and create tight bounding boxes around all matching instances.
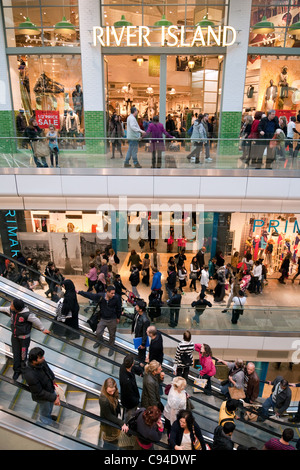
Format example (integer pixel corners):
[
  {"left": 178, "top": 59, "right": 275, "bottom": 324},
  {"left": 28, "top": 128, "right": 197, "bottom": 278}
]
[{"left": 92, "top": 25, "right": 237, "bottom": 47}]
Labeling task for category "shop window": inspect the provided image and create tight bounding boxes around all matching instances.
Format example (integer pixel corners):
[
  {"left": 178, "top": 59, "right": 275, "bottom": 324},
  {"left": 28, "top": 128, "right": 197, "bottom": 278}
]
[
  {"left": 166, "top": 55, "right": 222, "bottom": 133},
  {"left": 104, "top": 54, "right": 160, "bottom": 127},
  {"left": 3, "top": 1, "right": 80, "bottom": 48},
  {"left": 243, "top": 54, "right": 300, "bottom": 120},
  {"left": 249, "top": 1, "right": 300, "bottom": 47},
  {"left": 9, "top": 54, "right": 85, "bottom": 142}
]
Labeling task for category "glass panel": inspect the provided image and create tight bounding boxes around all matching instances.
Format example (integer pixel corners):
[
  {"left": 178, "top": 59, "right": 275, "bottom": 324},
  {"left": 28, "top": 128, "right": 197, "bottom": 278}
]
[{"left": 9, "top": 55, "right": 84, "bottom": 140}]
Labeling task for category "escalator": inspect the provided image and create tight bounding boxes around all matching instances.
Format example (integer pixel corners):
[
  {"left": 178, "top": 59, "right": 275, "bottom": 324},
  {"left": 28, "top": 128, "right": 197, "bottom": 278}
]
[{"left": 0, "top": 283, "right": 298, "bottom": 451}]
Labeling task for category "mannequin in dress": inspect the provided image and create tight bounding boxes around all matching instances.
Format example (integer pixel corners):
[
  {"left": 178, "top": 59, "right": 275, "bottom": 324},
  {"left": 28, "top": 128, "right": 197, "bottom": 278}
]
[{"left": 278, "top": 66, "right": 289, "bottom": 99}]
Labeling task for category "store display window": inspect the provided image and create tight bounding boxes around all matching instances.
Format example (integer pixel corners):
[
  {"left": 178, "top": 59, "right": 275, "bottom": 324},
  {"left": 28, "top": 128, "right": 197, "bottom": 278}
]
[
  {"left": 249, "top": 1, "right": 300, "bottom": 48},
  {"left": 243, "top": 54, "right": 300, "bottom": 120},
  {"left": 3, "top": 0, "right": 80, "bottom": 48},
  {"left": 9, "top": 54, "right": 85, "bottom": 142}
]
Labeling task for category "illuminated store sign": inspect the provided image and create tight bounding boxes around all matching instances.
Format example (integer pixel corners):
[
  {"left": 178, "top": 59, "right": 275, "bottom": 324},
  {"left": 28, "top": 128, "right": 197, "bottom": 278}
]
[
  {"left": 93, "top": 25, "right": 237, "bottom": 48},
  {"left": 253, "top": 218, "right": 300, "bottom": 233}
]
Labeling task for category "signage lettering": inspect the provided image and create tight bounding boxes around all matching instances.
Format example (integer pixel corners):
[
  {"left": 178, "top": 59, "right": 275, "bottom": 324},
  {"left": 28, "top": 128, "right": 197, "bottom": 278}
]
[
  {"left": 93, "top": 25, "right": 236, "bottom": 48},
  {"left": 253, "top": 218, "right": 300, "bottom": 234}
]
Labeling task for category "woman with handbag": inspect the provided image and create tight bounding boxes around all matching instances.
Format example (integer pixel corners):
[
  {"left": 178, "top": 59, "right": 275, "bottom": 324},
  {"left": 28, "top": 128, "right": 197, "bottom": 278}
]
[
  {"left": 163, "top": 377, "right": 188, "bottom": 435},
  {"left": 142, "top": 253, "right": 150, "bottom": 286},
  {"left": 99, "top": 377, "right": 129, "bottom": 443},
  {"left": 189, "top": 257, "right": 200, "bottom": 292},
  {"left": 24, "top": 117, "right": 49, "bottom": 168},
  {"left": 194, "top": 343, "right": 216, "bottom": 395},
  {"left": 169, "top": 409, "right": 206, "bottom": 451}
]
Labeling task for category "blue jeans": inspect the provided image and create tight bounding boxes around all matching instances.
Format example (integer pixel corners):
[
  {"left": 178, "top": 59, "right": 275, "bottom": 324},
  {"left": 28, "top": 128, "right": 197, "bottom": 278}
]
[
  {"left": 37, "top": 400, "right": 54, "bottom": 425},
  {"left": 125, "top": 140, "right": 139, "bottom": 164},
  {"left": 261, "top": 395, "right": 276, "bottom": 418}
]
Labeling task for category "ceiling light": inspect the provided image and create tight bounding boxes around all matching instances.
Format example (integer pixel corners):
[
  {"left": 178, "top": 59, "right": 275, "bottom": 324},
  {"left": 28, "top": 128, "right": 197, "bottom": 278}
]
[
  {"left": 18, "top": 17, "right": 40, "bottom": 35},
  {"left": 54, "top": 16, "right": 75, "bottom": 35},
  {"left": 196, "top": 14, "right": 215, "bottom": 29},
  {"left": 252, "top": 16, "right": 275, "bottom": 34},
  {"left": 288, "top": 20, "right": 300, "bottom": 35},
  {"left": 114, "top": 15, "right": 133, "bottom": 27},
  {"left": 154, "top": 15, "right": 173, "bottom": 27},
  {"left": 188, "top": 57, "right": 195, "bottom": 69}
]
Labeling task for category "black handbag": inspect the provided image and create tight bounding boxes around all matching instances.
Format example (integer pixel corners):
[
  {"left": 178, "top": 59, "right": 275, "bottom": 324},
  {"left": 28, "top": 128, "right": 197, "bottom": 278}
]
[{"left": 87, "top": 310, "right": 99, "bottom": 332}]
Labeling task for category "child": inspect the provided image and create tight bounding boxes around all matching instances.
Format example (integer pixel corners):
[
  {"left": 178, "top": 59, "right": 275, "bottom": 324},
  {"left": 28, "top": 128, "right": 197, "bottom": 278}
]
[
  {"left": 47, "top": 125, "right": 60, "bottom": 168},
  {"left": 200, "top": 265, "right": 210, "bottom": 296}
]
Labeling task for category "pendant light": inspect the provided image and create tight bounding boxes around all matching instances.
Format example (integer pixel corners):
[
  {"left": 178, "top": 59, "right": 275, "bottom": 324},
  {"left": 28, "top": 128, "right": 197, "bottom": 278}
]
[
  {"left": 196, "top": 14, "right": 215, "bottom": 29},
  {"left": 54, "top": 0, "right": 75, "bottom": 35},
  {"left": 252, "top": 16, "right": 274, "bottom": 34},
  {"left": 114, "top": 15, "right": 133, "bottom": 27},
  {"left": 18, "top": 17, "right": 40, "bottom": 35},
  {"left": 154, "top": 15, "right": 172, "bottom": 27},
  {"left": 54, "top": 16, "right": 75, "bottom": 35},
  {"left": 188, "top": 56, "right": 195, "bottom": 69},
  {"left": 288, "top": 20, "right": 300, "bottom": 35}
]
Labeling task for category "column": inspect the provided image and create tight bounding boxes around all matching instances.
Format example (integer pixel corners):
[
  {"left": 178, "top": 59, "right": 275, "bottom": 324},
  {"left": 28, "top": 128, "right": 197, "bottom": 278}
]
[
  {"left": 0, "top": 6, "right": 15, "bottom": 153},
  {"left": 78, "top": 0, "right": 105, "bottom": 153},
  {"left": 219, "top": 0, "right": 252, "bottom": 155}
]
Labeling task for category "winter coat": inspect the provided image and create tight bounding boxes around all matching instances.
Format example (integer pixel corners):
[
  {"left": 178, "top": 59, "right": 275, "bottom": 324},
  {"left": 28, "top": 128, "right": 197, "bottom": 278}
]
[
  {"left": 164, "top": 386, "right": 187, "bottom": 425},
  {"left": 141, "top": 372, "right": 162, "bottom": 409},
  {"left": 169, "top": 419, "right": 206, "bottom": 451},
  {"left": 119, "top": 363, "right": 140, "bottom": 410},
  {"left": 23, "top": 360, "right": 57, "bottom": 403},
  {"left": 194, "top": 344, "right": 216, "bottom": 377},
  {"left": 211, "top": 425, "right": 234, "bottom": 451}
]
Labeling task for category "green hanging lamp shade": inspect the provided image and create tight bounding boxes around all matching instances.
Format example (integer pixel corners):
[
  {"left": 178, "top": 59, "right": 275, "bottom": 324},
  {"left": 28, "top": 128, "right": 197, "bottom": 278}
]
[
  {"left": 196, "top": 14, "right": 215, "bottom": 29},
  {"left": 154, "top": 15, "right": 173, "bottom": 27},
  {"left": 54, "top": 16, "right": 75, "bottom": 35},
  {"left": 288, "top": 20, "right": 300, "bottom": 35},
  {"left": 252, "top": 16, "right": 274, "bottom": 34},
  {"left": 18, "top": 17, "right": 40, "bottom": 35},
  {"left": 114, "top": 15, "right": 133, "bottom": 27}
]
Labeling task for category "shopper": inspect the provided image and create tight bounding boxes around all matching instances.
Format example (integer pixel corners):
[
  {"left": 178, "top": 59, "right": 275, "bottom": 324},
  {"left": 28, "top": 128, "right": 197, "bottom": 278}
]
[
  {"left": 47, "top": 124, "right": 60, "bottom": 168},
  {"left": 129, "top": 265, "right": 140, "bottom": 299},
  {"left": 194, "top": 343, "right": 216, "bottom": 395},
  {"left": 23, "top": 347, "right": 60, "bottom": 425},
  {"left": 248, "top": 111, "right": 263, "bottom": 167},
  {"left": 258, "top": 109, "right": 279, "bottom": 169},
  {"left": 109, "top": 114, "right": 124, "bottom": 159},
  {"left": 145, "top": 115, "right": 173, "bottom": 168},
  {"left": 258, "top": 376, "right": 291, "bottom": 421},
  {"left": 122, "top": 299, "right": 150, "bottom": 364},
  {"left": 151, "top": 267, "right": 162, "bottom": 291},
  {"left": 216, "top": 358, "right": 245, "bottom": 399},
  {"left": 212, "top": 422, "right": 236, "bottom": 451},
  {"left": 240, "top": 115, "right": 253, "bottom": 165},
  {"left": 244, "top": 362, "right": 260, "bottom": 404},
  {"left": 178, "top": 263, "right": 187, "bottom": 293},
  {"left": 132, "top": 406, "right": 164, "bottom": 450},
  {"left": 169, "top": 409, "right": 206, "bottom": 451},
  {"left": 163, "top": 377, "right": 188, "bottom": 435},
  {"left": 124, "top": 106, "right": 145, "bottom": 168},
  {"left": 286, "top": 116, "right": 300, "bottom": 157},
  {"left": 99, "top": 377, "right": 129, "bottom": 443},
  {"left": 44, "top": 261, "right": 56, "bottom": 298},
  {"left": 200, "top": 265, "right": 210, "bottom": 296},
  {"left": 213, "top": 265, "right": 226, "bottom": 302},
  {"left": 189, "top": 256, "right": 200, "bottom": 292},
  {"left": 0, "top": 299, "right": 50, "bottom": 380},
  {"left": 24, "top": 117, "right": 48, "bottom": 168},
  {"left": 174, "top": 330, "right": 194, "bottom": 380},
  {"left": 291, "top": 257, "right": 300, "bottom": 284},
  {"left": 278, "top": 252, "right": 292, "bottom": 284},
  {"left": 167, "top": 288, "right": 182, "bottom": 328},
  {"left": 191, "top": 292, "right": 212, "bottom": 325},
  {"left": 253, "top": 260, "right": 262, "bottom": 294},
  {"left": 127, "top": 249, "right": 142, "bottom": 271},
  {"left": 86, "top": 262, "right": 98, "bottom": 292},
  {"left": 231, "top": 290, "right": 246, "bottom": 324},
  {"left": 141, "top": 253, "right": 150, "bottom": 286},
  {"left": 150, "top": 249, "right": 162, "bottom": 272},
  {"left": 60, "top": 279, "right": 80, "bottom": 340},
  {"left": 119, "top": 354, "right": 140, "bottom": 421},
  {"left": 141, "top": 360, "right": 164, "bottom": 410},
  {"left": 165, "top": 264, "right": 177, "bottom": 299},
  {"left": 147, "top": 325, "right": 164, "bottom": 365},
  {"left": 218, "top": 398, "right": 239, "bottom": 426},
  {"left": 262, "top": 428, "right": 295, "bottom": 450}
]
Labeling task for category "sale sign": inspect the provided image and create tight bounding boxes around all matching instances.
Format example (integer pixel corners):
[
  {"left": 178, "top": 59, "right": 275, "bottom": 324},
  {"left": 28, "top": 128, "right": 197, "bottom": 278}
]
[{"left": 35, "top": 110, "right": 60, "bottom": 129}]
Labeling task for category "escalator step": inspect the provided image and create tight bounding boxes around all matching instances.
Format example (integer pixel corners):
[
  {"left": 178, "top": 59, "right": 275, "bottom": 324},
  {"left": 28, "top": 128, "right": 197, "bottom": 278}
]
[
  {"left": 78, "top": 398, "right": 101, "bottom": 445},
  {"left": 58, "top": 390, "right": 86, "bottom": 432}
]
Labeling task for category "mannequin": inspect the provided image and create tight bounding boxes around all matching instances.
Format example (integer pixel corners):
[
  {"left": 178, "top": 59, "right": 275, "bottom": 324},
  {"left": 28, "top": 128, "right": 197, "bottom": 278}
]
[
  {"left": 72, "top": 84, "right": 83, "bottom": 123},
  {"left": 253, "top": 235, "right": 260, "bottom": 261},
  {"left": 265, "top": 79, "right": 278, "bottom": 112},
  {"left": 123, "top": 83, "right": 134, "bottom": 114},
  {"left": 265, "top": 239, "right": 275, "bottom": 268},
  {"left": 278, "top": 66, "right": 289, "bottom": 99},
  {"left": 66, "top": 110, "right": 80, "bottom": 148}
]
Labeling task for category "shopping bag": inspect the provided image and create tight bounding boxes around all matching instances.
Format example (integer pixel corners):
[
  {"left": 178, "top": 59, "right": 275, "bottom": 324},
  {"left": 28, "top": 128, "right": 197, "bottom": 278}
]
[
  {"left": 32, "top": 140, "right": 50, "bottom": 158},
  {"left": 228, "top": 386, "right": 246, "bottom": 400},
  {"left": 193, "top": 378, "right": 207, "bottom": 393},
  {"left": 54, "top": 383, "right": 66, "bottom": 402}
]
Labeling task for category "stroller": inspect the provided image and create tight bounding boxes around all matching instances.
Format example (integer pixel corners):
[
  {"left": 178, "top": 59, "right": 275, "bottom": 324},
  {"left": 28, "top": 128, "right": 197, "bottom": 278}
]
[{"left": 125, "top": 291, "right": 139, "bottom": 307}]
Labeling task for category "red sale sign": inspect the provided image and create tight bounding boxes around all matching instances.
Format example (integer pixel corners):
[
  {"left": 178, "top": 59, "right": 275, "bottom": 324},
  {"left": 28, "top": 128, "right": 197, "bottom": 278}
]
[{"left": 35, "top": 110, "right": 60, "bottom": 129}]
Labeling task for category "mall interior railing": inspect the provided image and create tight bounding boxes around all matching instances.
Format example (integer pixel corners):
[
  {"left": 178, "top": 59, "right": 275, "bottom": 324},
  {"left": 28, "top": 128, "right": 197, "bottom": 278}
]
[{"left": 0, "top": 136, "right": 300, "bottom": 171}]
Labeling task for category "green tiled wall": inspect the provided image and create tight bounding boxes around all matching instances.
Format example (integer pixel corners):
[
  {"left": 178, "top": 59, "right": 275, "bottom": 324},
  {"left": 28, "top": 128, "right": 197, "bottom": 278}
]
[
  {"left": 0, "top": 110, "right": 16, "bottom": 153},
  {"left": 219, "top": 111, "right": 242, "bottom": 156},
  {"left": 84, "top": 110, "right": 105, "bottom": 154}
]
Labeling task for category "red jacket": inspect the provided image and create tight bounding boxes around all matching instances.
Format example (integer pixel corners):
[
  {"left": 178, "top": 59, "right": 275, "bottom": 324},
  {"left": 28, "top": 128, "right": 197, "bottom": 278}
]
[{"left": 194, "top": 344, "right": 216, "bottom": 377}]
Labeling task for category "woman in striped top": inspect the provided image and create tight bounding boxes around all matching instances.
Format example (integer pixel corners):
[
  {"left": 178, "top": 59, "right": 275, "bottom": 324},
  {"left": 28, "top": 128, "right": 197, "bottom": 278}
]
[{"left": 174, "top": 330, "right": 194, "bottom": 380}]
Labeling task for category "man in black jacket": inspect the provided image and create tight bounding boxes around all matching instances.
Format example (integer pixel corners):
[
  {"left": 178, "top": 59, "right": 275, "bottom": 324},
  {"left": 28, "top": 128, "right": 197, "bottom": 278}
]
[
  {"left": 23, "top": 347, "right": 60, "bottom": 425},
  {"left": 122, "top": 299, "right": 150, "bottom": 363},
  {"left": 257, "top": 110, "right": 279, "bottom": 169},
  {"left": 77, "top": 285, "right": 122, "bottom": 355},
  {"left": 191, "top": 292, "right": 212, "bottom": 325},
  {"left": 167, "top": 288, "right": 182, "bottom": 327},
  {"left": 258, "top": 376, "right": 291, "bottom": 421},
  {"left": 165, "top": 265, "right": 177, "bottom": 299},
  {"left": 147, "top": 325, "right": 164, "bottom": 364},
  {"left": 119, "top": 354, "right": 141, "bottom": 421},
  {"left": 196, "top": 247, "right": 206, "bottom": 271},
  {"left": 212, "top": 422, "right": 235, "bottom": 451}
]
